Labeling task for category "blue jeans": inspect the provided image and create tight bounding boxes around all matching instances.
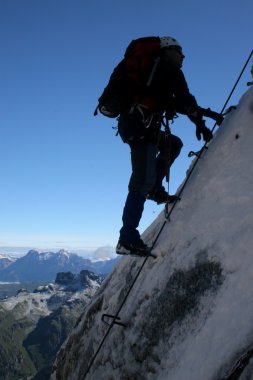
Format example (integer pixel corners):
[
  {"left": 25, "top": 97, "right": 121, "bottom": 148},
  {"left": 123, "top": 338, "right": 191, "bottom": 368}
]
[{"left": 120, "top": 133, "right": 183, "bottom": 245}]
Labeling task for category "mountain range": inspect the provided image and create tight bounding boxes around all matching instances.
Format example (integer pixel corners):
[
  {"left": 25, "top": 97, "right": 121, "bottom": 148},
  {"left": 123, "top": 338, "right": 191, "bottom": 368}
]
[{"left": 0, "top": 249, "right": 119, "bottom": 283}]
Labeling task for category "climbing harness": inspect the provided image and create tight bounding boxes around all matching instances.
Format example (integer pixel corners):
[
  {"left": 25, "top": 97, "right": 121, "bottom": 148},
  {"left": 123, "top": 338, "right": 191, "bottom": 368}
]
[{"left": 81, "top": 48, "right": 253, "bottom": 380}]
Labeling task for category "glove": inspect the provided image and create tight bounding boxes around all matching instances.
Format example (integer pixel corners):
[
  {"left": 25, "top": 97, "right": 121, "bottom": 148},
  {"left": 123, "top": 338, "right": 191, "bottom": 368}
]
[
  {"left": 195, "top": 121, "right": 213, "bottom": 142},
  {"left": 197, "top": 107, "right": 224, "bottom": 126},
  {"left": 187, "top": 106, "right": 224, "bottom": 127}
]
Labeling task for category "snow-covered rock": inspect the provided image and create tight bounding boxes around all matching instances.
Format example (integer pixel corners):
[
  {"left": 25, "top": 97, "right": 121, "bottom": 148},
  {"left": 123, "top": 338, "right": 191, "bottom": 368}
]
[
  {"left": 51, "top": 87, "right": 253, "bottom": 380},
  {"left": 1, "top": 269, "right": 103, "bottom": 315},
  {"left": 0, "top": 253, "right": 16, "bottom": 270},
  {"left": 0, "top": 269, "right": 104, "bottom": 380}
]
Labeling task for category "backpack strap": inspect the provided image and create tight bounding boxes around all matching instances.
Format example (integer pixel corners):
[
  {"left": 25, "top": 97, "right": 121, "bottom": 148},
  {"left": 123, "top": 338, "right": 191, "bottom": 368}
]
[{"left": 146, "top": 57, "right": 161, "bottom": 86}]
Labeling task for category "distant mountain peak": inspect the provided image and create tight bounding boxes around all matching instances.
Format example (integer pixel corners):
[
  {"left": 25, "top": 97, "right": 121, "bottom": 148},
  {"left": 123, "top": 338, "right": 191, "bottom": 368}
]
[
  {"left": 27, "top": 249, "right": 40, "bottom": 256},
  {"left": 57, "top": 249, "right": 70, "bottom": 256},
  {"left": 0, "top": 248, "right": 119, "bottom": 282}
]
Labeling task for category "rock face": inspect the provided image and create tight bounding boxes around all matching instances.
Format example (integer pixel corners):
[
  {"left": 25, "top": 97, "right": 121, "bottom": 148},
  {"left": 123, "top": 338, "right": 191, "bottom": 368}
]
[
  {"left": 51, "top": 88, "right": 253, "bottom": 380},
  {"left": 55, "top": 271, "right": 76, "bottom": 286}
]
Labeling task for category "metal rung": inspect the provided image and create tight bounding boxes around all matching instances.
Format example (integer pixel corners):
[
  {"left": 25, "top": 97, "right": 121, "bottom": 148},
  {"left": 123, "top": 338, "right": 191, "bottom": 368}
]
[
  {"left": 188, "top": 146, "right": 208, "bottom": 158},
  {"left": 101, "top": 314, "right": 127, "bottom": 327},
  {"left": 188, "top": 150, "right": 201, "bottom": 158}
]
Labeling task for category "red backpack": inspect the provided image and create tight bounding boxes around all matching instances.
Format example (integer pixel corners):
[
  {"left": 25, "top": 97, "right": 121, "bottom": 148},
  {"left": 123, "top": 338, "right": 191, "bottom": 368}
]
[{"left": 94, "top": 37, "right": 161, "bottom": 118}]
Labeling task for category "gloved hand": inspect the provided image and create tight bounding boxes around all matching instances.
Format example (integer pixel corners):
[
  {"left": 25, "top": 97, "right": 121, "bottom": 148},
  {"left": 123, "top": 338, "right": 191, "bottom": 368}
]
[{"left": 195, "top": 120, "right": 213, "bottom": 142}]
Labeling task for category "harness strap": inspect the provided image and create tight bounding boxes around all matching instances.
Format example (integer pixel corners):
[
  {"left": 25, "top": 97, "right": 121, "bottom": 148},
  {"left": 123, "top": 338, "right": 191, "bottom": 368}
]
[{"left": 130, "top": 103, "right": 161, "bottom": 128}]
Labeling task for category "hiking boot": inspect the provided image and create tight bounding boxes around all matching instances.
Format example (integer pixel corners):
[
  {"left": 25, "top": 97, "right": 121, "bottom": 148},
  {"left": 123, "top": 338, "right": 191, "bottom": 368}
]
[
  {"left": 147, "top": 187, "right": 180, "bottom": 205},
  {"left": 116, "top": 239, "right": 151, "bottom": 256}
]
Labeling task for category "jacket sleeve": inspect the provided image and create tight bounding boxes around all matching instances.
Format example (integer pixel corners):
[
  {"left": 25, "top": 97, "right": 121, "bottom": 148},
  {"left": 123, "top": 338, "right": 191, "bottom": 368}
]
[
  {"left": 170, "top": 69, "right": 199, "bottom": 114},
  {"left": 149, "top": 62, "right": 201, "bottom": 117}
]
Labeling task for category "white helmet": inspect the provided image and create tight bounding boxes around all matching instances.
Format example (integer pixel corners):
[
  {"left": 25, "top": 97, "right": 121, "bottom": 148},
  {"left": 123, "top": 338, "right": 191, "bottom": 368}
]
[{"left": 160, "top": 36, "right": 182, "bottom": 49}]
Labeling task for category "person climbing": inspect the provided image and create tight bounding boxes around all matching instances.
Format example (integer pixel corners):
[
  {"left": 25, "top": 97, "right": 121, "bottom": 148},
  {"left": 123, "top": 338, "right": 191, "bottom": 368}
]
[
  {"left": 94, "top": 36, "right": 223, "bottom": 257},
  {"left": 116, "top": 36, "right": 219, "bottom": 256}
]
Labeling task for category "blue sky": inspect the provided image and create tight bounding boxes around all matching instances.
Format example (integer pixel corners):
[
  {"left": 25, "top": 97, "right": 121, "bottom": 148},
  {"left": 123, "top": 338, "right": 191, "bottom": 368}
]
[{"left": 0, "top": 0, "right": 252, "bottom": 251}]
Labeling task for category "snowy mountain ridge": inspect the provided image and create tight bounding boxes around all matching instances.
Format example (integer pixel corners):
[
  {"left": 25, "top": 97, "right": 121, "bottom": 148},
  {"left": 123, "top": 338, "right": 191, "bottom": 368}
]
[
  {"left": 0, "top": 253, "right": 16, "bottom": 272},
  {"left": 51, "top": 87, "right": 253, "bottom": 380},
  {"left": 1, "top": 270, "right": 103, "bottom": 314},
  {"left": 0, "top": 249, "right": 119, "bottom": 283}
]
